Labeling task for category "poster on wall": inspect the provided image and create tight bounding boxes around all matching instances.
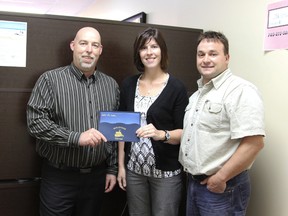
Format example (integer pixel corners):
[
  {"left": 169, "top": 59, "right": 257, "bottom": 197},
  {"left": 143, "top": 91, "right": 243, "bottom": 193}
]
[
  {"left": 0, "top": 20, "right": 27, "bottom": 67},
  {"left": 264, "top": 0, "right": 288, "bottom": 51}
]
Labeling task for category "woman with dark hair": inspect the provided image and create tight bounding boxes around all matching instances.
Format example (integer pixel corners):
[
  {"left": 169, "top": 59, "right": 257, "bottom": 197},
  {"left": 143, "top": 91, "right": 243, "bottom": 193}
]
[{"left": 117, "top": 27, "right": 188, "bottom": 216}]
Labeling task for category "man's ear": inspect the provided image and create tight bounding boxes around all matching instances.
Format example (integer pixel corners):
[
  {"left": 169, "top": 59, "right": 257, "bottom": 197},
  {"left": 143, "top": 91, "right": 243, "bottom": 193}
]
[
  {"left": 99, "top": 45, "right": 103, "bottom": 55},
  {"left": 70, "top": 41, "right": 74, "bottom": 51},
  {"left": 226, "top": 54, "right": 230, "bottom": 61}
]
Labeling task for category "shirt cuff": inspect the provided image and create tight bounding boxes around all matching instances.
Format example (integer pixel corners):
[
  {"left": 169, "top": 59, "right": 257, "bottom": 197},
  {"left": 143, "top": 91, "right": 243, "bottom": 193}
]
[{"left": 68, "top": 131, "right": 81, "bottom": 147}]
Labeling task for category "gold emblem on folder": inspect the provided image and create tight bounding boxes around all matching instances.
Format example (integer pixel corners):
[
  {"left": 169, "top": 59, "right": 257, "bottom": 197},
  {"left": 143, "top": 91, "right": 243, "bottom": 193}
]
[{"left": 114, "top": 130, "right": 124, "bottom": 138}]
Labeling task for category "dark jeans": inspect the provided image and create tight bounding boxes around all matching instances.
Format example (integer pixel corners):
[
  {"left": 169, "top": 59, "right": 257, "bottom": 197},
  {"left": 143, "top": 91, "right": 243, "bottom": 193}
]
[
  {"left": 186, "top": 171, "right": 251, "bottom": 216},
  {"left": 39, "top": 161, "right": 106, "bottom": 216}
]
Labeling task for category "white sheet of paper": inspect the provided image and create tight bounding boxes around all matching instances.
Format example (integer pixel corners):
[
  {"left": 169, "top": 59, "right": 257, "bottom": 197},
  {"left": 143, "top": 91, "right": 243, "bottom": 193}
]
[{"left": 0, "top": 20, "right": 27, "bottom": 67}]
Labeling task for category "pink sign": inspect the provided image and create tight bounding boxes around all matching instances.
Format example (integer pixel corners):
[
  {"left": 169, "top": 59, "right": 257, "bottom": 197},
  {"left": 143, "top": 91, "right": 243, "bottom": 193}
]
[{"left": 264, "top": 0, "right": 288, "bottom": 51}]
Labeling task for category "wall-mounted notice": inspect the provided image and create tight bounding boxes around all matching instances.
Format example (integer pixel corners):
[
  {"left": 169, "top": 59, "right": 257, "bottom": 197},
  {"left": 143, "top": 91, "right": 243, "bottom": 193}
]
[
  {"left": 0, "top": 20, "right": 27, "bottom": 67},
  {"left": 264, "top": 0, "right": 288, "bottom": 51}
]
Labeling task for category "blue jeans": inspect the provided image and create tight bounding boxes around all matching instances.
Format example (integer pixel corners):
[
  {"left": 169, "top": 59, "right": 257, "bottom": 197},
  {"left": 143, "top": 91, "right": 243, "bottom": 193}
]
[{"left": 186, "top": 171, "right": 251, "bottom": 216}]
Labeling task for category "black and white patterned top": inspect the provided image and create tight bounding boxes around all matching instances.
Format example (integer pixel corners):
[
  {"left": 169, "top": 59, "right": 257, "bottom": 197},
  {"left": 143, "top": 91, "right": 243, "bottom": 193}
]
[{"left": 127, "top": 75, "right": 181, "bottom": 178}]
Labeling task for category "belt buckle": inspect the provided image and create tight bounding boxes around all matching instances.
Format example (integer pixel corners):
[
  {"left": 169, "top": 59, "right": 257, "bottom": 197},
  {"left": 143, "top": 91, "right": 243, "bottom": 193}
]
[{"left": 80, "top": 168, "right": 92, "bottom": 174}]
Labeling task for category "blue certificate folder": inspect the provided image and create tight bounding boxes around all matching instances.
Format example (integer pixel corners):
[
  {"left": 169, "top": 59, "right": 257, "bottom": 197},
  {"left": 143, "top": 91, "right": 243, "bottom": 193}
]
[{"left": 98, "top": 111, "right": 141, "bottom": 142}]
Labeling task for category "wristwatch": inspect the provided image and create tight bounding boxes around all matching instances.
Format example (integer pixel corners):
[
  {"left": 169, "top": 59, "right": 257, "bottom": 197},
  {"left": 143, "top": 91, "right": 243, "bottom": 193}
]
[{"left": 164, "top": 130, "right": 170, "bottom": 141}]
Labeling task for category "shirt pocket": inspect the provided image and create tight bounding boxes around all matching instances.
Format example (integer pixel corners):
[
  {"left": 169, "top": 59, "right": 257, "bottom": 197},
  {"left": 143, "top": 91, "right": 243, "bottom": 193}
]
[{"left": 198, "top": 101, "right": 223, "bottom": 132}]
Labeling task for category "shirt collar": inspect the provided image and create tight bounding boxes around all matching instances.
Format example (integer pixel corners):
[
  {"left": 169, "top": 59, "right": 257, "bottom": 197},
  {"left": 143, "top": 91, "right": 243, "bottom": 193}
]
[
  {"left": 197, "top": 68, "right": 232, "bottom": 89},
  {"left": 70, "top": 63, "right": 97, "bottom": 81}
]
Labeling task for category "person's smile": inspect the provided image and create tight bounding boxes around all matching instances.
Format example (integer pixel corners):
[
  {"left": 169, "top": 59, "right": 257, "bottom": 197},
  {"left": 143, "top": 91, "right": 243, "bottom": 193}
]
[{"left": 82, "top": 55, "right": 94, "bottom": 62}]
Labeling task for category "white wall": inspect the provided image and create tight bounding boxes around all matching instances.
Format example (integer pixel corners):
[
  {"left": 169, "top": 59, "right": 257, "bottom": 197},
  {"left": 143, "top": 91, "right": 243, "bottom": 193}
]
[{"left": 79, "top": 1, "right": 288, "bottom": 215}]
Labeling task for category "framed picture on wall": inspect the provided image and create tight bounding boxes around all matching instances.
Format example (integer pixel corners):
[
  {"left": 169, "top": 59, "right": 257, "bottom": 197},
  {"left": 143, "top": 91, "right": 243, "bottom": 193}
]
[{"left": 122, "top": 12, "right": 147, "bottom": 23}]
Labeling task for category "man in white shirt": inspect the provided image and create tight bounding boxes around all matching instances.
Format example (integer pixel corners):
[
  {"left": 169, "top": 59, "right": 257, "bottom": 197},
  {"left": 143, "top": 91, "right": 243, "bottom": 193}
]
[{"left": 179, "top": 31, "right": 265, "bottom": 216}]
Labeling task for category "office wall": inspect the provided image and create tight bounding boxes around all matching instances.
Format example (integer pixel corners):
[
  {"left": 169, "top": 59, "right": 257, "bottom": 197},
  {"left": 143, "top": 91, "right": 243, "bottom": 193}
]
[{"left": 78, "top": 0, "right": 288, "bottom": 216}]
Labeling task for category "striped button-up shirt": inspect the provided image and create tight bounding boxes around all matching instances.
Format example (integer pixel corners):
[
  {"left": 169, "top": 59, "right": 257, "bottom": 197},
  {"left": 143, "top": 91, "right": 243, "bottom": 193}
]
[{"left": 27, "top": 63, "right": 120, "bottom": 174}]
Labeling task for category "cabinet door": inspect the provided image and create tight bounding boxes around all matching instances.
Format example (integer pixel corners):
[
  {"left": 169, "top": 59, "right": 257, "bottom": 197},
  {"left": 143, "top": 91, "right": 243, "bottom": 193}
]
[{"left": 0, "top": 181, "right": 40, "bottom": 216}]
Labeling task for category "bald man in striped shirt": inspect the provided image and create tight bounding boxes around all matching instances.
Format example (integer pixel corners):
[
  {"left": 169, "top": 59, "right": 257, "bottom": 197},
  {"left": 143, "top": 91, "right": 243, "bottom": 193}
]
[{"left": 27, "top": 27, "right": 119, "bottom": 216}]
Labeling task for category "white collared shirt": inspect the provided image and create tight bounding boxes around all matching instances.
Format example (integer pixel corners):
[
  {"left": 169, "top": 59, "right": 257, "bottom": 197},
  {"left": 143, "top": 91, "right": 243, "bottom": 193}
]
[{"left": 179, "top": 69, "right": 265, "bottom": 175}]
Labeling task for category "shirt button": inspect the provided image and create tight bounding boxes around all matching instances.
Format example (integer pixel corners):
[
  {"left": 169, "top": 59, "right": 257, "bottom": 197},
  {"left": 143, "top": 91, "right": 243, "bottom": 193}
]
[{"left": 185, "top": 153, "right": 188, "bottom": 156}]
